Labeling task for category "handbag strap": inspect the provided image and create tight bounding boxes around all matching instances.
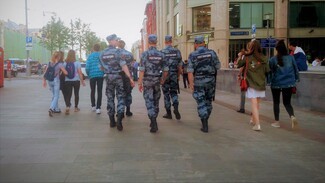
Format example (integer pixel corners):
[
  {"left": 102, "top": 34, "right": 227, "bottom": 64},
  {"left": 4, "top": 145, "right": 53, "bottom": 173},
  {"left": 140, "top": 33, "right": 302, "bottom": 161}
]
[{"left": 243, "top": 57, "right": 249, "bottom": 79}]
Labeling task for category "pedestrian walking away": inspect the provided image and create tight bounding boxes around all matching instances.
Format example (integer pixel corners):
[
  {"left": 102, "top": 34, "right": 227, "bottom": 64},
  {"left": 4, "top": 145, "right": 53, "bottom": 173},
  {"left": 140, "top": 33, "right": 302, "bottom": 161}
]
[
  {"left": 118, "top": 39, "right": 135, "bottom": 117},
  {"left": 161, "top": 35, "right": 182, "bottom": 120},
  {"left": 237, "top": 40, "right": 270, "bottom": 131},
  {"left": 86, "top": 43, "right": 105, "bottom": 114},
  {"left": 268, "top": 40, "right": 299, "bottom": 128},
  {"left": 100, "top": 34, "right": 134, "bottom": 131},
  {"left": 187, "top": 35, "right": 221, "bottom": 133},
  {"left": 42, "top": 51, "right": 68, "bottom": 117},
  {"left": 138, "top": 34, "right": 168, "bottom": 133},
  {"left": 55, "top": 51, "right": 66, "bottom": 114},
  {"left": 182, "top": 60, "right": 189, "bottom": 89},
  {"left": 63, "top": 50, "right": 86, "bottom": 115}
]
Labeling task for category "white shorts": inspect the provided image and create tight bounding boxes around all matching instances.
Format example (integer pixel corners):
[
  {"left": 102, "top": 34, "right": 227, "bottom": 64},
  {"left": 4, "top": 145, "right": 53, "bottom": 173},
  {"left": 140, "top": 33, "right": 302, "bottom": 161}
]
[{"left": 246, "top": 87, "right": 265, "bottom": 99}]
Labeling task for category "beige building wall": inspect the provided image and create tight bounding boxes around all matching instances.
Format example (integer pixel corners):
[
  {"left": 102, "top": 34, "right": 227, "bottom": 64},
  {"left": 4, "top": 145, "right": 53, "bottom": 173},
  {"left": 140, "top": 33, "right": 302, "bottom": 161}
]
[{"left": 156, "top": 0, "right": 325, "bottom": 68}]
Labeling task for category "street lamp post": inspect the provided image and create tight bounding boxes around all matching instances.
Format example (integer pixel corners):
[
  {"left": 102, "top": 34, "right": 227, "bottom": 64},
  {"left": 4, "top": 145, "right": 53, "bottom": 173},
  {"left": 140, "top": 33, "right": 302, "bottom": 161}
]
[
  {"left": 25, "top": 0, "right": 31, "bottom": 76},
  {"left": 265, "top": 13, "right": 272, "bottom": 58}
]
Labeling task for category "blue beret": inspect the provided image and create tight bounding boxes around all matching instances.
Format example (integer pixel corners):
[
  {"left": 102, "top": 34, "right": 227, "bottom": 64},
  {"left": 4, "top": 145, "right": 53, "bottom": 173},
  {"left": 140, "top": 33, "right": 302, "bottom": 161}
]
[
  {"left": 194, "top": 35, "right": 205, "bottom": 44},
  {"left": 165, "top": 35, "right": 172, "bottom": 42},
  {"left": 148, "top": 34, "right": 157, "bottom": 43},
  {"left": 106, "top": 34, "right": 118, "bottom": 42}
]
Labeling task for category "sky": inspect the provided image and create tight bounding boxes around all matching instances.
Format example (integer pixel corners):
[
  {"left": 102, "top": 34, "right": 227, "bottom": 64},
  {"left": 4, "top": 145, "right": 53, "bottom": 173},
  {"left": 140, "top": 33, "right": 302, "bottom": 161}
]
[{"left": 0, "top": 0, "right": 150, "bottom": 51}]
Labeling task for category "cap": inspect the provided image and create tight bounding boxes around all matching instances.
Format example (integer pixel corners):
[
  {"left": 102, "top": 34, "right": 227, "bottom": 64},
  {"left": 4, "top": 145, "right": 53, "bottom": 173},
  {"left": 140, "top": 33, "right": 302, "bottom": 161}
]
[
  {"left": 194, "top": 35, "right": 204, "bottom": 44},
  {"left": 106, "top": 34, "right": 118, "bottom": 42},
  {"left": 165, "top": 35, "right": 172, "bottom": 42},
  {"left": 148, "top": 34, "right": 157, "bottom": 44}
]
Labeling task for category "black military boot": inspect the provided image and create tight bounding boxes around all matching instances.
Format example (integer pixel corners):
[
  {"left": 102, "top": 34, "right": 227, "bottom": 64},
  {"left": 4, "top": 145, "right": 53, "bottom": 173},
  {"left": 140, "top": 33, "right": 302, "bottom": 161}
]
[
  {"left": 126, "top": 106, "right": 133, "bottom": 117},
  {"left": 163, "top": 109, "right": 172, "bottom": 119},
  {"left": 200, "top": 118, "right": 208, "bottom": 133},
  {"left": 109, "top": 115, "right": 116, "bottom": 128},
  {"left": 116, "top": 113, "right": 123, "bottom": 131},
  {"left": 173, "top": 105, "right": 181, "bottom": 120},
  {"left": 150, "top": 117, "right": 158, "bottom": 133}
]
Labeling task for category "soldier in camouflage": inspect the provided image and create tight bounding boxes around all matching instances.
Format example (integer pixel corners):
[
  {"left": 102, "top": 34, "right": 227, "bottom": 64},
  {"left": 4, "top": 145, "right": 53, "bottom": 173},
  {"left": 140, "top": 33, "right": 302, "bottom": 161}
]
[
  {"left": 118, "top": 39, "right": 134, "bottom": 117},
  {"left": 187, "top": 35, "right": 221, "bottom": 133},
  {"left": 138, "top": 34, "right": 169, "bottom": 133},
  {"left": 100, "top": 34, "right": 134, "bottom": 131},
  {"left": 161, "top": 35, "right": 182, "bottom": 120}
]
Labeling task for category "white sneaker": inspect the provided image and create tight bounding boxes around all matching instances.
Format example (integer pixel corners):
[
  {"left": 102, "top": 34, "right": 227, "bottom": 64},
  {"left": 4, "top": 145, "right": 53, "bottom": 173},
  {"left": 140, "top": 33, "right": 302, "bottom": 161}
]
[
  {"left": 96, "top": 109, "right": 101, "bottom": 114},
  {"left": 91, "top": 106, "right": 96, "bottom": 112},
  {"left": 291, "top": 116, "right": 298, "bottom": 129},
  {"left": 271, "top": 122, "right": 280, "bottom": 128},
  {"left": 252, "top": 124, "right": 261, "bottom": 131}
]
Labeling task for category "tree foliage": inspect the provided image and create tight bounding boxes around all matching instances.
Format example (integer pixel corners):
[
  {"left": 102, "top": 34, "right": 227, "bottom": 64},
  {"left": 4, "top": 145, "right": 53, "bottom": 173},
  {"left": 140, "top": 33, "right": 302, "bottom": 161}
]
[
  {"left": 39, "top": 16, "right": 69, "bottom": 54},
  {"left": 40, "top": 16, "right": 103, "bottom": 59}
]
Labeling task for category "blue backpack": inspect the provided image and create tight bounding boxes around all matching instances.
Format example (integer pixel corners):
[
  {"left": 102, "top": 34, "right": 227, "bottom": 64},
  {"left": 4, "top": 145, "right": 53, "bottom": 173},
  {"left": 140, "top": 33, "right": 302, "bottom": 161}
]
[
  {"left": 66, "top": 62, "right": 75, "bottom": 79},
  {"left": 44, "top": 62, "right": 59, "bottom": 81}
]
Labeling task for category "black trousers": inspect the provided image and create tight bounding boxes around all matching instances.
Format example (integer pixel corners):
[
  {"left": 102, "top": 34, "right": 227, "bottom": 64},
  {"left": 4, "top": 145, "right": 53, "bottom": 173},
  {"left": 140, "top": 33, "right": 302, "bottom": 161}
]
[
  {"left": 64, "top": 81, "right": 80, "bottom": 108},
  {"left": 271, "top": 87, "right": 295, "bottom": 121},
  {"left": 89, "top": 77, "right": 104, "bottom": 109},
  {"left": 183, "top": 74, "right": 189, "bottom": 88}
]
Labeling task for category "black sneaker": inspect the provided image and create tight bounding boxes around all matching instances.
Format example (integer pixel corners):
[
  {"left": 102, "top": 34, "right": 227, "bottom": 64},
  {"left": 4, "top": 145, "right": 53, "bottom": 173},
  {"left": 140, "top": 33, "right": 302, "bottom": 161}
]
[
  {"left": 237, "top": 109, "right": 245, "bottom": 113},
  {"left": 48, "top": 109, "right": 54, "bottom": 117},
  {"left": 53, "top": 109, "right": 61, "bottom": 113}
]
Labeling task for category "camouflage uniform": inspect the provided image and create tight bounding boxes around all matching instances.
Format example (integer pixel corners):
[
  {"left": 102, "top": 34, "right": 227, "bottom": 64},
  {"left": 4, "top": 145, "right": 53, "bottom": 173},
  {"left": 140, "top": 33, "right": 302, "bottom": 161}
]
[
  {"left": 100, "top": 38, "right": 127, "bottom": 130},
  {"left": 188, "top": 36, "right": 221, "bottom": 132},
  {"left": 120, "top": 48, "right": 134, "bottom": 116},
  {"left": 161, "top": 38, "right": 182, "bottom": 120},
  {"left": 139, "top": 34, "right": 169, "bottom": 133},
  {"left": 139, "top": 46, "right": 167, "bottom": 119}
]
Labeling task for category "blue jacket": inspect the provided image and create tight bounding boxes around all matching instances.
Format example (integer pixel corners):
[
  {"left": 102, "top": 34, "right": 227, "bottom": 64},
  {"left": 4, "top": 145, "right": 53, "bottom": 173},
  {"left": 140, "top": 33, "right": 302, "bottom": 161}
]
[
  {"left": 268, "top": 55, "right": 299, "bottom": 89},
  {"left": 293, "top": 47, "right": 308, "bottom": 71},
  {"left": 86, "top": 52, "right": 104, "bottom": 79}
]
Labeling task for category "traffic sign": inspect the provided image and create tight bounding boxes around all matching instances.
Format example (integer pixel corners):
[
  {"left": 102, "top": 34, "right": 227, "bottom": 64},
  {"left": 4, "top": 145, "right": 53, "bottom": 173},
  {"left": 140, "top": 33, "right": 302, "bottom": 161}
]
[
  {"left": 261, "top": 38, "right": 277, "bottom": 48},
  {"left": 26, "top": 37, "right": 32, "bottom": 43},
  {"left": 251, "top": 24, "right": 256, "bottom": 34},
  {"left": 26, "top": 36, "right": 33, "bottom": 50}
]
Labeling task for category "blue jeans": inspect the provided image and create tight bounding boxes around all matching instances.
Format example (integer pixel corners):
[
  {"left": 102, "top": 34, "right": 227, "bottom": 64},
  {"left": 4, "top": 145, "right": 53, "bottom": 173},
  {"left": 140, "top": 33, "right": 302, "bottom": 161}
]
[{"left": 48, "top": 78, "right": 61, "bottom": 111}]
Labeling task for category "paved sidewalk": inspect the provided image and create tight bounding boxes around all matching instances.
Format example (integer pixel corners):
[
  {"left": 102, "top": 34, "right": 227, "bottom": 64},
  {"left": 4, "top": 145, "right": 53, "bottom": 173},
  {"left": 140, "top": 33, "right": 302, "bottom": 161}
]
[{"left": 0, "top": 78, "right": 324, "bottom": 183}]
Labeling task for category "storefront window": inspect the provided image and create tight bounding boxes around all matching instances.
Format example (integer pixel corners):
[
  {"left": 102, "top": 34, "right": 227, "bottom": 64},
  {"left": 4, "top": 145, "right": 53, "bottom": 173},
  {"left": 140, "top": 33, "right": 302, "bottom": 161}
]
[
  {"left": 192, "top": 5, "right": 211, "bottom": 32},
  {"left": 290, "top": 1, "right": 325, "bottom": 28},
  {"left": 229, "top": 3, "right": 274, "bottom": 29}
]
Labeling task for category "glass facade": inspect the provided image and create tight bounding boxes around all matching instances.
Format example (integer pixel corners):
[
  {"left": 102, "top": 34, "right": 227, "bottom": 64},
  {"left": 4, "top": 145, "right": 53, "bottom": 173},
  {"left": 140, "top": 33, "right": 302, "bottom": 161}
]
[
  {"left": 192, "top": 5, "right": 211, "bottom": 32},
  {"left": 289, "top": 1, "right": 325, "bottom": 28},
  {"left": 229, "top": 2, "right": 274, "bottom": 28}
]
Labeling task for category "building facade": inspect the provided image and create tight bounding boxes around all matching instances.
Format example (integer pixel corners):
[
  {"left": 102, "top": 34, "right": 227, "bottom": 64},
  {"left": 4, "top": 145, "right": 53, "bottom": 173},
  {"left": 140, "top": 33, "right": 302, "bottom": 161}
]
[
  {"left": 156, "top": 0, "right": 325, "bottom": 67},
  {"left": 142, "top": 0, "right": 157, "bottom": 51}
]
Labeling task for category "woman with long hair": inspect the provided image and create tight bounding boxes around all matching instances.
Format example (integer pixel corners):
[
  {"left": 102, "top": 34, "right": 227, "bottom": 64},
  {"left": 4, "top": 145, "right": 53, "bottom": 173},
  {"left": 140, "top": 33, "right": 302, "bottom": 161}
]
[
  {"left": 63, "top": 50, "right": 85, "bottom": 115},
  {"left": 237, "top": 40, "right": 270, "bottom": 131},
  {"left": 43, "top": 51, "right": 68, "bottom": 117},
  {"left": 268, "top": 40, "right": 299, "bottom": 128}
]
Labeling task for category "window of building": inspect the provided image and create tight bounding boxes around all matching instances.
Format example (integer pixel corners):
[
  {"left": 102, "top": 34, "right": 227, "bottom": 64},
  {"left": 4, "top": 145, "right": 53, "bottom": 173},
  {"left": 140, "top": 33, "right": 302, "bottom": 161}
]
[
  {"left": 174, "top": 0, "right": 179, "bottom": 6},
  {"left": 167, "top": 21, "right": 170, "bottom": 35},
  {"left": 229, "top": 2, "right": 274, "bottom": 29},
  {"left": 289, "top": 1, "right": 325, "bottom": 28},
  {"left": 192, "top": 5, "right": 211, "bottom": 32},
  {"left": 166, "top": 0, "right": 169, "bottom": 15},
  {"left": 174, "top": 13, "right": 180, "bottom": 36}
]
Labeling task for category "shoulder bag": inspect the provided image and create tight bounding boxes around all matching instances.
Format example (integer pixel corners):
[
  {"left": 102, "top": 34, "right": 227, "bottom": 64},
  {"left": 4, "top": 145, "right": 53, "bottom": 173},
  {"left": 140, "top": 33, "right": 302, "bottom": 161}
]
[{"left": 240, "top": 58, "right": 249, "bottom": 91}]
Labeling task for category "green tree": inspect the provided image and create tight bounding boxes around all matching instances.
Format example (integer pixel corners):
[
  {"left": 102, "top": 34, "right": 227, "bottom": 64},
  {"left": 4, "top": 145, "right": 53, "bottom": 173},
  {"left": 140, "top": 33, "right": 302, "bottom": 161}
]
[
  {"left": 39, "top": 16, "right": 69, "bottom": 54},
  {"left": 73, "top": 18, "right": 90, "bottom": 59},
  {"left": 85, "top": 31, "right": 101, "bottom": 55}
]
